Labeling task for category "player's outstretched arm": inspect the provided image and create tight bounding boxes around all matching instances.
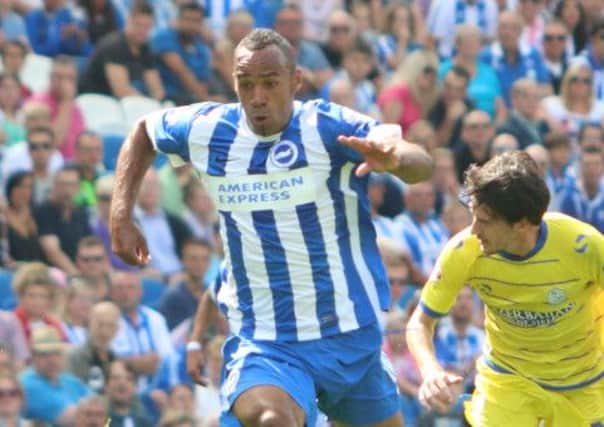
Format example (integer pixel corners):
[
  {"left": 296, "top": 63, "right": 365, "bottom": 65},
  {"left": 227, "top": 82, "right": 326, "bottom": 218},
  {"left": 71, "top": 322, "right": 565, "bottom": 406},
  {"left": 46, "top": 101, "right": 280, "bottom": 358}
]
[
  {"left": 337, "top": 134, "right": 433, "bottom": 183},
  {"left": 186, "top": 290, "right": 219, "bottom": 386},
  {"left": 407, "top": 306, "right": 463, "bottom": 414},
  {"left": 110, "top": 119, "right": 156, "bottom": 266}
]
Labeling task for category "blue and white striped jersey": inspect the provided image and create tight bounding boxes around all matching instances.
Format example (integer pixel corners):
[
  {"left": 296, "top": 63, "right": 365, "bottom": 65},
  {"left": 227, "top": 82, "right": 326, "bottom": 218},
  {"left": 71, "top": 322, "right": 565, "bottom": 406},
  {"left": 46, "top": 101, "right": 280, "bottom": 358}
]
[{"left": 145, "top": 100, "right": 392, "bottom": 342}]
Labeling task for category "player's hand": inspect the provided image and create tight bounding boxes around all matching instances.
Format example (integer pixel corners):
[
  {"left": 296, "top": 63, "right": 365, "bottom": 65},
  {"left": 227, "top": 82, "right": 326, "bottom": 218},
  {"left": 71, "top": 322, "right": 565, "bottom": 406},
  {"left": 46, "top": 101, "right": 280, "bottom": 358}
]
[
  {"left": 418, "top": 370, "right": 463, "bottom": 414},
  {"left": 186, "top": 348, "right": 208, "bottom": 386},
  {"left": 337, "top": 135, "right": 399, "bottom": 177},
  {"left": 110, "top": 218, "right": 151, "bottom": 266}
]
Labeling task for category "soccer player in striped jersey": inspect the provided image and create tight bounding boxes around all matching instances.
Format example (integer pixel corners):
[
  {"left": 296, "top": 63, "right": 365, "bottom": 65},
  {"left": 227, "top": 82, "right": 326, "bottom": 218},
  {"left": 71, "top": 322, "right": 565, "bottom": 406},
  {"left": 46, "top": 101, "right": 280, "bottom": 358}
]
[
  {"left": 110, "top": 29, "right": 433, "bottom": 427},
  {"left": 407, "top": 151, "right": 604, "bottom": 426}
]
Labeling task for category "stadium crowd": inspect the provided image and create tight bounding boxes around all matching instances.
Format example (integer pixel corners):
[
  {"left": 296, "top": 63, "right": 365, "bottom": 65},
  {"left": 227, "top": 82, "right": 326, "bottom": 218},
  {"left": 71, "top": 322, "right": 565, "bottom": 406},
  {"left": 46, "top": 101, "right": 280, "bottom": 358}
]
[{"left": 0, "top": 0, "right": 602, "bottom": 425}]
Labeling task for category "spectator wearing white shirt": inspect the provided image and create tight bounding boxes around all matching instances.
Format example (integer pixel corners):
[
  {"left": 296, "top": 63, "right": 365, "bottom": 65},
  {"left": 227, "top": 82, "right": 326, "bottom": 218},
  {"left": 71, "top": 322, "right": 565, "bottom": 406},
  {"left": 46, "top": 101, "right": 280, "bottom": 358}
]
[
  {"left": 571, "top": 15, "right": 604, "bottom": 101},
  {"left": 110, "top": 271, "right": 174, "bottom": 392}
]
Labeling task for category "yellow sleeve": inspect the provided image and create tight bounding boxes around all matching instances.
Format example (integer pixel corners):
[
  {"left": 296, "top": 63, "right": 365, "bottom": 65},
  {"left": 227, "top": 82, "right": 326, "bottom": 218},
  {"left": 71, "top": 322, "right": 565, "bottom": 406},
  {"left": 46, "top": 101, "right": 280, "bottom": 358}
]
[
  {"left": 420, "top": 229, "right": 478, "bottom": 318},
  {"left": 589, "top": 228, "right": 604, "bottom": 289}
]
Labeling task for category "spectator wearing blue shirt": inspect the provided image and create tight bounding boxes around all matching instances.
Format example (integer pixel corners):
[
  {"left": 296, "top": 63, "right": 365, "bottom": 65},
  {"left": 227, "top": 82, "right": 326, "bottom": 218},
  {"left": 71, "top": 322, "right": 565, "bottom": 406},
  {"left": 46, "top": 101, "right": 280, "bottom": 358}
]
[
  {"left": 25, "top": 0, "right": 92, "bottom": 57},
  {"left": 20, "top": 326, "right": 90, "bottom": 425},
  {"left": 0, "top": 0, "right": 27, "bottom": 42},
  {"left": 151, "top": 2, "right": 211, "bottom": 105},
  {"left": 274, "top": 4, "right": 333, "bottom": 101},
  {"left": 158, "top": 238, "right": 212, "bottom": 330},
  {"left": 479, "top": 11, "right": 550, "bottom": 107}
]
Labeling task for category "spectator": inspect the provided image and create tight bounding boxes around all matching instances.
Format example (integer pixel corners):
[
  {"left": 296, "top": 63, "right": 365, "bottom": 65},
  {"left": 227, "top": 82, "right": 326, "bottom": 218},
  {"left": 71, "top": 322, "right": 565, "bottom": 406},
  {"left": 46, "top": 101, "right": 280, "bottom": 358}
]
[
  {"left": 61, "top": 276, "right": 94, "bottom": 346},
  {"left": 0, "top": 74, "right": 26, "bottom": 146},
  {"left": 395, "top": 182, "right": 449, "bottom": 278},
  {"left": 20, "top": 326, "right": 90, "bottom": 425},
  {"left": 579, "top": 123, "right": 604, "bottom": 151},
  {"left": 0, "top": 0, "right": 26, "bottom": 42},
  {"left": 559, "top": 147, "right": 604, "bottom": 231},
  {"left": 496, "top": 78, "right": 550, "bottom": 147},
  {"left": 541, "top": 20, "right": 571, "bottom": 94},
  {"left": 0, "top": 310, "right": 30, "bottom": 370},
  {"left": 480, "top": 10, "right": 550, "bottom": 106},
  {"left": 35, "top": 165, "right": 92, "bottom": 274},
  {"left": 79, "top": 2, "right": 165, "bottom": 101},
  {"left": 274, "top": 4, "right": 334, "bottom": 101},
  {"left": 572, "top": 14, "right": 604, "bottom": 100},
  {"left": 75, "top": 235, "right": 112, "bottom": 302},
  {"left": 299, "top": 0, "right": 342, "bottom": 43},
  {"left": 553, "top": 0, "right": 587, "bottom": 56},
  {"left": 378, "top": 50, "right": 440, "bottom": 134},
  {"left": 75, "top": 395, "right": 110, "bottom": 427},
  {"left": 4, "top": 171, "right": 47, "bottom": 263},
  {"left": 158, "top": 237, "right": 212, "bottom": 330},
  {"left": 72, "top": 131, "right": 104, "bottom": 207},
  {"left": 442, "top": 201, "right": 472, "bottom": 236},
  {"left": 454, "top": 110, "right": 494, "bottom": 183},
  {"left": 67, "top": 301, "right": 120, "bottom": 394},
  {"left": 524, "top": 142, "right": 551, "bottom": 181},
  {"left": 541, "top": 64, "right": 604, "bottom": 141},
  {"left": 158, "top": 410, "right": 196, "bottom": 427},
  {"left": 0, "top": 373, "right": 30, "bottom": 427},
  {"left": 516, "top": 0, "right": 546, "bottom": 49},
  {"left": 167, "top": 384, "right": 196, "bottom": 417},
  {"left": 369, "top": 174, "right": 397, "bottom": 240},
  {"left": 13, "top": 262, "right": 66, "bottom": 347},
  {"left": 543, "top": 131, "right": 575, "bottom": 210},
  {"left": 105, "top": 360, "right": 153, "bottom": 427},
  {"left": 327, "top": 73, "right": 355, "bottom": 109},
  {"left": 431, "top": 147, "right": 460, "bottom": 215},
  {"left": 375, "top": 2, "right": 422, "bottom": 77},
  {"left": 151, "top": 2, "right": 211, "bottom": 105},
  {"left": 109, "top": 271, "right": 174, "bottom": 391},
  {"left": 407, "top": 120, "right": 438, "bottom": 152},
  {"left": 134, "top": 169, "right": 191, "bottom": 277},
  {"left": 158, "top": 160, "right": 194, "bottom": 218},
  {"left": 428, "top": 66, "right": 474, "bottom": 148},
  {"left": 427, "top": 0, "right": 499, "bottom": 59},
  {"left": 377, "top": 237, "right": 419, "bottom": 313},
  {"left": 439, "top": 25, "right": 504, "bottom": 120},
  {"left": 26, "top": 126, "right": 55, "bottom": 205},
  {"left": 25, "top": 0, "right": 91, "bottom": 57},
  {"left": 489, "top": 132, "right": 519, "bottom": 158},
  {"left": 320, "top": 9, "right": 357, "bottom": 69},
  {"left": 194, "top": 334, "right": 224, "bottom": 423},
  {"left": 1, "top": 102, "right": 64, "bottom": 187},
  {"left": 27, "top": 56, "right": 85, "bottom": 160},
  {"left": 181, "top": 181, "right": 215, "bottom": 242},
  {"left": 0, "top": 40, "right": 30, "bottom": 98},
  {"left": 77, "top": 0, "right": 121, "bottom": 44}
]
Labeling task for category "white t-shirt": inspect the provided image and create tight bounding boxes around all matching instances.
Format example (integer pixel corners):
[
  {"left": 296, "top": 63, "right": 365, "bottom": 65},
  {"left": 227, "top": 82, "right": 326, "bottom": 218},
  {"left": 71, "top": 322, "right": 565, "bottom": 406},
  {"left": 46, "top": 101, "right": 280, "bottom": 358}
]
[{"left": 541, "top": 95, "right": 604, "bottom": 142}]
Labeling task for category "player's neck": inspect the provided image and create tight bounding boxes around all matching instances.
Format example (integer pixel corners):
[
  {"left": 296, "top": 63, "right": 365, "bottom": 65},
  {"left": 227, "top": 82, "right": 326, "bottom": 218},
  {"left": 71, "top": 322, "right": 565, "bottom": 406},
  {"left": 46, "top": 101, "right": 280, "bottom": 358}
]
[{"left": 503, "top": 225, "right": 541, "bottom": 258}]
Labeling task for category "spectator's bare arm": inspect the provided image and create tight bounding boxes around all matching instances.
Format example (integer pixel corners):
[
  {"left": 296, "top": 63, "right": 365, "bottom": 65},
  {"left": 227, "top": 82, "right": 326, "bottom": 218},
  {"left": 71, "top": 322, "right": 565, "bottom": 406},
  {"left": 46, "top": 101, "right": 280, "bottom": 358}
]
[
  {"left": 105, "top": 63, "right": 141, "bottom": 98},
  {"left": 39, "top": 235, "right": 78, "bottom": 274},
  {"left": 143, "top": 69, "right": 166, "bottom": 102},
  {"left": 159, "top": 52, "right": 208, "bottom": 101}
]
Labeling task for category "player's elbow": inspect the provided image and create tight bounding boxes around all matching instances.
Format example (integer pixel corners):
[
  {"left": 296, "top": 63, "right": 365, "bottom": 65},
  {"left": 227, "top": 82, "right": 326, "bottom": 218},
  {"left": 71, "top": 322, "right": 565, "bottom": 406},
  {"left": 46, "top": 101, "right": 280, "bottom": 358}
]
[{"left": 400, "top": 149, "right": 434, "bottom": 184}]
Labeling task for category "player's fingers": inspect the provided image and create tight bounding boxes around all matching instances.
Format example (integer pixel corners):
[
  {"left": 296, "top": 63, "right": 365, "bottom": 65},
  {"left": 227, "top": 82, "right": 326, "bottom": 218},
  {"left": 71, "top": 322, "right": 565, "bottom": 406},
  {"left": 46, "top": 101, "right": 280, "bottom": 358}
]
[
  {"left": 445, "top": 374, "right": 464, "bottom": 385},
  {"left": 432, "top": 378, "right": 453, "bottom": 403},
  {"left": 355, "top": 162, "right": 373, "bottom": 177},
  {"left": 337, "top": 135, "right": 372, "bottom": 153}
]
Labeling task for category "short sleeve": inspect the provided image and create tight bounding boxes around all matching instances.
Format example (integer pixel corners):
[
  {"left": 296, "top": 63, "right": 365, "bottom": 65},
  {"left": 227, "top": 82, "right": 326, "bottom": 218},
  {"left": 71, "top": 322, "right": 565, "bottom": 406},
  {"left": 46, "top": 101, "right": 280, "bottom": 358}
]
[
  {"left": 144, "top": 102, "right": 218, "bottom": 167},
  {"left": 420, "top": 230, "right": 477, "bottom": 317},
  {"left": 589, "top": 228, "right": 604, "bottom": 289},
  {"left": 150, "top": 29, "right": 177, "bottom": 55},
  {"left": 335, "top": 105, "right": 384, "bottom": 163}
]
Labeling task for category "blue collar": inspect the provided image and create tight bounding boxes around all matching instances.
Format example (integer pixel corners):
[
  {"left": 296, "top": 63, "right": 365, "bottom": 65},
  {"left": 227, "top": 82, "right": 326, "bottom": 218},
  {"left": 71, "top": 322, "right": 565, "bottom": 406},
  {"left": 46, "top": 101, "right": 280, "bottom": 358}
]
[{"left": 498, "top": 221, "right": 547, "bottom": 261}]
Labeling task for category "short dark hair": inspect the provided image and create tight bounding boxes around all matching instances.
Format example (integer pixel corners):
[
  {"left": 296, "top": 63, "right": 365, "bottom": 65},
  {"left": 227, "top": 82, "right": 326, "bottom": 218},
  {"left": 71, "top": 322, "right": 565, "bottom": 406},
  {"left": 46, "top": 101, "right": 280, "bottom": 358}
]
[
  {"left": 464, "top": 151, "right": 550, "bottom": 225},
  {"left": 348, "top": 37, "right": 374, "bottom": 58},
  {"left": 236, "top": 29, "right": 296, "bottom": 72},
  {"left": 578, "top": 122, "right": 603, "bottom": 142},
  {"left": 182, "top": 236, "right": 212, "bottom": 252},
  {"left": 5, "top": 170, "right": 32, "bottom": 203},
  {"left": 449, "top": 65, "right": 471, "bottom": 85},
  {"left": 178, "top": 1, "right": 203, "bottom": 16},
  {"left": 130, "top": 0, "right": 154, "bottom": 18},
  {"left": 0, "top": 40, "right": 27, "bottom": 58},
  {"left": 543, "top": 132, "right": 571, "bottom": 150},
  {"left": 589, "top": 14, "right": 604, "bottom": 37}
]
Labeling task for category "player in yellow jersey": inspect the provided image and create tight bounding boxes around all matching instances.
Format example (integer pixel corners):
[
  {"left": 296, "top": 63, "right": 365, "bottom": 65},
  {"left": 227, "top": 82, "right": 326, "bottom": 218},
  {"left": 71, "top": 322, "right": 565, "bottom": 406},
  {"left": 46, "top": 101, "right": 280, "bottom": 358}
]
[{"left": 406, "top": 151, "right": 604, "bottom": 427}]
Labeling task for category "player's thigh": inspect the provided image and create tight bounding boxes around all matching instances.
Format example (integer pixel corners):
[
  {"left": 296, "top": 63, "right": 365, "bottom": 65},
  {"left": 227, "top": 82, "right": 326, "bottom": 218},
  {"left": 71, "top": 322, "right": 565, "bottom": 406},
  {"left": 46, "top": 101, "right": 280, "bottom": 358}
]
[
  {"left": 555, "top": 380, "right": 604, "bottom": 427},
  {"left": 465, "top": 385, "right": 542, "bottom": 427},
  {"left": 232, "top": 384, "right": 306, "bottom": 427},
  {"left": 332, "top": 411, "right": 404, "bottom": 427}
]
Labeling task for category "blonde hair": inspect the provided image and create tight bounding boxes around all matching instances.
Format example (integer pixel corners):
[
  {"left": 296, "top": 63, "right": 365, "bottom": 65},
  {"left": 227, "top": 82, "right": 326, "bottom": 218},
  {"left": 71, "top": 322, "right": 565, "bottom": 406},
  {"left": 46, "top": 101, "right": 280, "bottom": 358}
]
[
  {"left": 12, "top": 262, "right": 57, "bottom": 299},
  {"left": 390, "top": 50, "right": 440, "bottom": 115},
  {"left": 560, "top": 63, "right": 594, "bottom": 110}
]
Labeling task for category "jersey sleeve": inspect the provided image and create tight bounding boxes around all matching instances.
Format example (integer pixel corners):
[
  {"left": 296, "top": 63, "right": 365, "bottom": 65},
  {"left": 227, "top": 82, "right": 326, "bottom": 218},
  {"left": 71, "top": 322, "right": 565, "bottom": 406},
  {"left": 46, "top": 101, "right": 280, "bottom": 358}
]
[
  {"left": 144, "top": 102, "right": 216, "bottom": 167},
  {"left": 589, "top": 227, "right": 604, "bottom": 289},
  {"left": 420, "top": 230, "right": 477, "bottom": 317}
]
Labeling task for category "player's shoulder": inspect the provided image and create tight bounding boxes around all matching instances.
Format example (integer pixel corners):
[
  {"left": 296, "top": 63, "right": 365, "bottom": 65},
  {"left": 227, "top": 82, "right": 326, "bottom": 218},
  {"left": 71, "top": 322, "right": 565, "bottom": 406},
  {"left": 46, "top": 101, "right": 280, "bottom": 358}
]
[
  {"left": 543, "top": 212, "right": 602, "bottom": 254},
  {"left": 440, "top": 227, "right": 482, "bottom": 263},
  {"left": 304, "top": 99, "right": 376, "bottom": 128}
]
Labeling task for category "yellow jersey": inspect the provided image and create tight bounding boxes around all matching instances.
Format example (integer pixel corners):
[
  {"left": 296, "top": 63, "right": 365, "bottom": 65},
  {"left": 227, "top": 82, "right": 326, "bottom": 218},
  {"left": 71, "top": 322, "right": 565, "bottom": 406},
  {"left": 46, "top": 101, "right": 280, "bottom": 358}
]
[{"left": 421, "top": 212, "right": 604, "bottom": 390}]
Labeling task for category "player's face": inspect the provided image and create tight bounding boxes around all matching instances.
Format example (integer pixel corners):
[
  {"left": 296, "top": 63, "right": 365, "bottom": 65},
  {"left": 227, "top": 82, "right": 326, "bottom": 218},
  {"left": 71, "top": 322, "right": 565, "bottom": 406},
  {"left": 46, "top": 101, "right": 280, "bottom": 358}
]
[
  {"left": 234, "top": 45, "right": 301, "bottom": 136},
  {"left": 470, "top": 203, "right": 516, "bottom": 255}
]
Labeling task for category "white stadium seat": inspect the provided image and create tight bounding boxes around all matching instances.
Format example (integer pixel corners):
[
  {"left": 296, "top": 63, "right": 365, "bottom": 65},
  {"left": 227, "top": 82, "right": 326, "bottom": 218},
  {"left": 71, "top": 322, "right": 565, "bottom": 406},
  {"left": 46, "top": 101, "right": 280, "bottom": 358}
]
[
  {"left": 20, "top": 54, "right": 53, "bottom": 93},
  {"left": 76, "top": 93, "right": 127, "bottom": 136},
  {"left": 120, "top": 95, "right": 162, "bottom": 129}
]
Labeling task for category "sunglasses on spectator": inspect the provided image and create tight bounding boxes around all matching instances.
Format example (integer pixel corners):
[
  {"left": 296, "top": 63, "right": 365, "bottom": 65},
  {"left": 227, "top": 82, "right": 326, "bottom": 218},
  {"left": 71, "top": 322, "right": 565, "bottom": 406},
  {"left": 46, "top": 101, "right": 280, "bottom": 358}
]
[
  {"left": 466, "top": 122, "right": 491, "bottom": 130},
  {"left": 389, "top": 277, "right": 407, "bottom": 286},
  {"left": 0, "top": 388, "right": 20, "bottom": 398},
  {"left": 422, "top": 66, "right": 436, "bottom": 75},
  {"left": 97, "top": 194, "right": 112, "bottom": 202},
  {"left": 543, "top": 34, "right": 566, "bottom": 42},
  {"left": 28, "top": 142, "right": 52, "bottom": 151},
  {"left": 78, "top": 255, "right": 104, "bottom": 263},
  {"left": 570, "top": 76, "right": 592, "bottom": 85}
]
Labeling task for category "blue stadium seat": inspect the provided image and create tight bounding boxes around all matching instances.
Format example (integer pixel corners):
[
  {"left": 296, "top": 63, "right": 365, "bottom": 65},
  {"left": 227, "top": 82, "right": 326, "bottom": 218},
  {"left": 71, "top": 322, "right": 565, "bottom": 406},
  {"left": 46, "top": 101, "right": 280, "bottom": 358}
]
[
  {"left": 102, "top": 134, "right": 124, "bottom": 171},
  {"left": 141, "top": 277, "right": 167, "bottom": 309},
  {"left": 0, "top": 270, "right": 16, "bottom": 310}
]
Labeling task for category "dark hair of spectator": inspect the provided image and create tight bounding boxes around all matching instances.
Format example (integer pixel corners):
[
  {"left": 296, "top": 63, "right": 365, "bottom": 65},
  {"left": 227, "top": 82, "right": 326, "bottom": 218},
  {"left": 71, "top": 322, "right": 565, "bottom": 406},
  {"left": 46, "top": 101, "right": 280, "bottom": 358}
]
[
  {"left": 182, "top": 236, "right": 212, "bottom": 251},
  {"left": 588, "top": 13, "right": 604, "bottom": 37},
  {"left": 553, "top": 1, "right": 588, "bottom": 51},
  {"left": 130, "top": 0, "right": 154, "bottom": 17},
  {"left": 578, "top": 123, "right": 603, "bottom": 142},
  {"left": 52, "top": 55, "right": 76, "bottom": 68},
  {"left": 348, "top": 36, "right": 374, "bottom": 58},
  {"left": 178, "top": 1, "right": 204, "bottom": 16},
  {"left": 0, "top": 40, "right": 27, "bottom": 58},
  {"left": 0, "top": 72, "right": 22, "bottom": 87},
  {"left": 109, "top": 359, "right": 137, "bottom": 382},
  {"left": 543, "top": 131, "right": 571, "bottom": 150},
  {"left": 382, "top": 2, "right": 415, "bottom": 38},
  {"left": 276, "top": 3, "right": 301, "bottom": 16},
  {"left": 449, "top": 65, "right": 471, "bottom": 85},
  {"left": 27, "top": 126, "right": 54, "bottom": 143},
  {"left": 464, "top": 151, "right": 550, "bottom": 225},
  {"left": 5, "top": 171, "right": 33, "bottom": 205},
  {"left": 236, "top": 29, "right": 296, "bottom": 72}
]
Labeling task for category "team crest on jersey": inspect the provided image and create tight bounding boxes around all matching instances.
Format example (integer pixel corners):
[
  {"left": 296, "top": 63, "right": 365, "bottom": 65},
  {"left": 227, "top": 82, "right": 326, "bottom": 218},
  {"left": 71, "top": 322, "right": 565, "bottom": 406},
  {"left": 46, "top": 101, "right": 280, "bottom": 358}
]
[
  {"left": 547, "top": 288, "right": 567, "bottom": 305},
  {"left": 269, "top": 140, "right": 298, "bottom": 168}
]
